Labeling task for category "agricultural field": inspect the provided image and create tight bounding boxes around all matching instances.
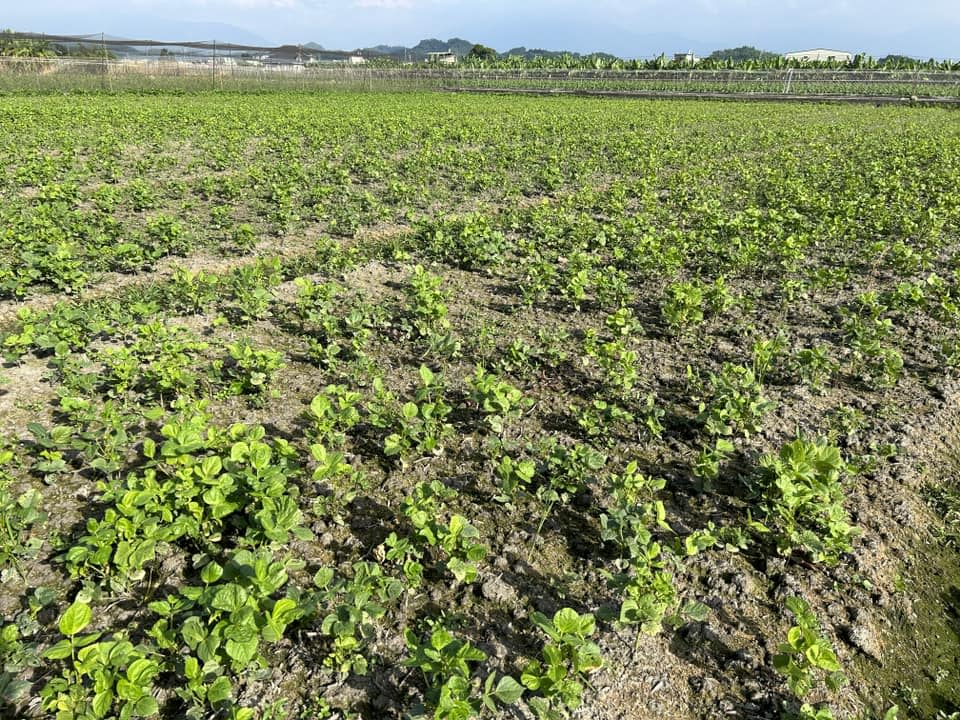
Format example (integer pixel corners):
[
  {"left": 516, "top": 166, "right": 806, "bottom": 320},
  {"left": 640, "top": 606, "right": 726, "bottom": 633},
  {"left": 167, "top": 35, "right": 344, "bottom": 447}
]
[
  {"left": 439, "top": 70, "right": 960, "bottom": 99},
  {"left": 4, "top": 63, "right": 960, "bottom": 99},
  {"left": 0, "top": 91, "right": 959, "bottom": 720}
]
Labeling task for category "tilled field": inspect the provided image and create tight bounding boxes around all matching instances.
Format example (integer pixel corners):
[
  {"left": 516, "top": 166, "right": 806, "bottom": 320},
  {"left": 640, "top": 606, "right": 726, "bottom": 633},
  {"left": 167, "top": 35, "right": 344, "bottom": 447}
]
[{"left": 1, "top": 92, "right": 959, "bottom": 720}]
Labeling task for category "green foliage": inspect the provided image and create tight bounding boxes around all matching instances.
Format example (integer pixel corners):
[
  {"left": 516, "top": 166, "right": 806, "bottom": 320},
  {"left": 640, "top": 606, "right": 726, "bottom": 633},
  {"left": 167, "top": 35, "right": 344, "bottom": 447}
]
[
  {"left": 696, "top": 363, "right": 771, "bottom": 439},
  {"left": 0, "top": 29, "right": 56, "bottom": 57},
  {"left": 534, "top": 442, "right": 606, "bottom": 535},
  {"left": 757, "top": 439, "right": 857, "bottom": 565},
  {"left": 293, "top": 278, "right": 342, "bottom": 334},
  {"left": 840, "top": 303, "right": 904, "bottom": 388},
  {"left": 692, "top": 437, "right": 735, "bottom": 490},
  {"left": 152, "top": 548, "right": 303, "bottom": 673},
  {"left": 64, "top": 416, "right": 311, "bottom": 589},
  {"left": 662, "top": 280, "right": 705, "bottom": 332},
  {"left": 145, "top": 214, "right": 189, "bottom": 258},
  {"left": 492, "top": 454, "right": 536, "bottom": 504},
  {"left": 600, "top": 462, "right": 670, "bottom": 563},
  {"left": 752, "top": 334, "right": 787, "bottom": 385},
  {"left": 382, "top": 366, "right": 455, "bottom": 461},
  {"left": 41, "top": 601, "right": 160, "bottom": 720},
  {"left": 310, "top": 562, "right": 402, "bottom": 676},
  {"left": 1, "top": 86, "right": 958, "bottom": 720},
  {"left": 0, "top": 450, "right": 45, "bottom": 580},
  {"left": 467, "top": 365, "right": 526, "bottom": 433},
  {"left": 418, "top": 213, "right": 508, "bottom": 270},
  {"left": 792, "top": 346, "right": 836, "bottom": 391},
  {"left": 404, "top": 623, "right": 523, "bottom": 719},
  {"left": 598, "top": 462, "right": 709, "bottom": 637},
  {"left": 167, "top": 267, "right": 220, "bottom": 314},
  {"left": 227, "top": 257, "right": 282, "bottom": 323},
  {"left": 522, "top": 608, "right": 602, "bottom": 718},
  {"left": 2, "top": 303, "right": 102, "bottom": 362},
  {"left": 1, "top": 621, "right": 39, "bottom": 705},
  {"left": 214, "top": 339, "right": 285, "bottom": 404},
  {"left": 582, "top": 328, "right": 641, "bottom": 393},
  {"left": 308, "top": 384, "right": 362, "bottom": 447},
  {"left": 466, "top": 44, "right": 498, "bottom": 62},
  {"left": 405, "top": 265, "right": 451, "bottom": 338},
  {"left": 773, "top": 597, "right": 846, "bottom": 700},
  {"left": 99, "top": 321, "right": 209, "bottom": 402},
  {"left": 707, "top": 46, "right": 780, "bottom": 62},
  {"left": 232, "top": 223, "right": 257, "bottom": 251},
  {"left": 572, "top": 398, "right": 635, "bottom": 444},
  {"left": 383, "top": 480, "right": 487, "bottom": 587}
]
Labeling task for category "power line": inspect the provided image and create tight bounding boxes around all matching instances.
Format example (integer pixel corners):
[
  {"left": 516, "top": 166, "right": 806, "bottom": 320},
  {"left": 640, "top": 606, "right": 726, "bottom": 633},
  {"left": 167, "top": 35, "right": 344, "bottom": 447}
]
[{"left": 3, "top": 30, "right": 400, "bottom": 60}]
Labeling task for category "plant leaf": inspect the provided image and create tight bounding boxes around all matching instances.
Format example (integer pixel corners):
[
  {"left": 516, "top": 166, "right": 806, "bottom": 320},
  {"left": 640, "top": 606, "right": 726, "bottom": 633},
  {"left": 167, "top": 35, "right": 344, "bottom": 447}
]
[
  {"left": 59, "top": 600, "right": 92, "bottom": 636},
  {"left": 493, "top": 675, "right": 524, "bottom": 704}
]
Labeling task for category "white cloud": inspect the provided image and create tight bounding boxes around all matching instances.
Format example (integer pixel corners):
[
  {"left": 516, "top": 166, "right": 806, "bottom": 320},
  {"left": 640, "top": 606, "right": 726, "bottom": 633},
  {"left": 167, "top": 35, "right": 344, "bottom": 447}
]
[
  {"left": 352, "top": 0, "right": 413, "bottom": 7},
  {"left": 7, "top": 0, "right": 960, "bottom": 57},
  {"left": 133, "top": 0, "right": 301, "bottom": 7}
]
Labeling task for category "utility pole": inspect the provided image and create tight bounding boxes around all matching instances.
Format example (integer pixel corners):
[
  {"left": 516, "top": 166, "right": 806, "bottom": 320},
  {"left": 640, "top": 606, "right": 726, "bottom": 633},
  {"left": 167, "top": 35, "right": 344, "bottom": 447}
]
[{"left": 101, "top": 32, "right": 108, "bottom": 91}]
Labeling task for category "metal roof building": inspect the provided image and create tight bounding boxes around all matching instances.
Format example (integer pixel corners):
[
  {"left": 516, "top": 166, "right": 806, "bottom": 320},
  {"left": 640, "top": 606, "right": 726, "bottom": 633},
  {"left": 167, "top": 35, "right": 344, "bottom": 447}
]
[{"left": 783, "top": 48, "right": 853, "bottom": 62}]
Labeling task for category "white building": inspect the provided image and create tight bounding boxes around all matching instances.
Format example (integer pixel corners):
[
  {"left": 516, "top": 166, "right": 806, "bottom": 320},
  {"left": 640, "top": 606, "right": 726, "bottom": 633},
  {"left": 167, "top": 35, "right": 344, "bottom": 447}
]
[
  {"left": 674, "top": 51, "right": 700, "bottom": 64},
  {"left": 348, "top": 55, "right": 367, "bottom": 65},
  {"left": 783, "top": 48, "right": 853, "bottom": 63},
  {"left": 426, "top": 51, "right": 456, "bottom": 65}
]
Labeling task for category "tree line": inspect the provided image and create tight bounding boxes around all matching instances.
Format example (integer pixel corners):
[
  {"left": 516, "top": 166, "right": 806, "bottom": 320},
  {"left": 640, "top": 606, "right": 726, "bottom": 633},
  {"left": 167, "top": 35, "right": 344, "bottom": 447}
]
[{"left": 0, "top": 30, "right": 114, "bottom": 59}]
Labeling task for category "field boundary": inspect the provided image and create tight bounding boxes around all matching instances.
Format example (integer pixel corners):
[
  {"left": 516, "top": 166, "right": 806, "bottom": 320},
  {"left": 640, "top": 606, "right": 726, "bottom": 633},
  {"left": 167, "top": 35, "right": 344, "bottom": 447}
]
[
  {"left": 441, "top": 84, "right": 960, "bottom": 106},
  {"left": 2, "top": 57, "right": 960, "bottom": 98}
]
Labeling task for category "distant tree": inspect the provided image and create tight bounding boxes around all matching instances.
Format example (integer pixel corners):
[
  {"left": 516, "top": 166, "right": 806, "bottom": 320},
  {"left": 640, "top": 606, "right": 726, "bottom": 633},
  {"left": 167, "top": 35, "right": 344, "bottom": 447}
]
[
  {"left": 878, "top": 54, "right": 918, "bottom": 68},
  {"left": 467, "top": 44, "right": 497, "bottom": 62},
  {"left": 707, "top": 46, "right": 779, "bottom": 62},
  {"left": 0, "top": 29, "right": 55, "bottom": 58},
  {"left": 55, "top": 43, "right": 116, "bottom": 60}
]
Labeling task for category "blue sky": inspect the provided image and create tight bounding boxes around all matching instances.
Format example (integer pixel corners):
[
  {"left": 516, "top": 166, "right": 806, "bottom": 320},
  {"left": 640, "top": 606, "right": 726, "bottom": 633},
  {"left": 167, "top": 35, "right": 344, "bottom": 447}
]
[{"left": 5, "top": 0, "right": 959, "bottom": 58}]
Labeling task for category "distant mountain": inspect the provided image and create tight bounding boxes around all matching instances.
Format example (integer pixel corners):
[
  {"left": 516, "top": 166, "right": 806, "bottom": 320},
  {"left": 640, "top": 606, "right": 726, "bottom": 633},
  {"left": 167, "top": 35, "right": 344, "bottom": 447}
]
[
  {"left": 503, "top": 47, "right": 558, "bottom": 59},
  {"left": 410, "top": 37, "right": 474, "bottom": 59},
  {"left": 355, "top": 36, "right": 692, "bottom": 63},
  {"left": 51, "top": 35, "right": 144, "bottom": 58},
  {"left": 501, "top": 46, "right": 607, "bottom": 61},
  {"left": 24, "top": 17, "right": 269, "bottom": 47},
  {"left": 136, "top": 20, "right": 269, "bottom": 45},
  {"left": 358, "top": 37, "right": 476, "bottom": 60},
  {"left": 303, "top": 42, "right": 325, "bottom": 51},
  {"left": 708, "top": 46, "right": 780, "bottom": 62},
  {"left": 366, "top": 44, "right": 408, "bottom": 56}
]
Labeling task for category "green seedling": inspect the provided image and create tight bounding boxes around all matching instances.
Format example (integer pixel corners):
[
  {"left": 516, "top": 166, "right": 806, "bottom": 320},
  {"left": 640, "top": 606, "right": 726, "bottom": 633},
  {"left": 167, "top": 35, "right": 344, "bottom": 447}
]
[
  {"left": 384, "top": 480, "right": 487, "bottom": 586},
  {"left": 467, "top": 365, "right": 526, "bottom": 433},
  {"left": 756, "top": 439, "right": 857, "bottom": 565},
  {"left": 404, "top": 265, "right": 451, "bottom": 339},
  {"left": 383, "top": 366, "right": 454, "bottom": 462},
  {"left": 404, "top": 624, "right": 523, "bottom": 720},
  {"left": 214, "top": 339, "right": 284, "bottom": 405},
  {"left": 522, "top": 608, "right": 602, "bottom": 719},
  {"left": 493, "top": 454, "right": 536, "bottom": 504},
  {"left": 311, "top": 562, "right": 402, "bottom": 676},
  {"left": 774, "top": 597, "right": 846, "bottom": 700},
  {"left": 41, "top": 600, "right": 160, "bottom": 719}
]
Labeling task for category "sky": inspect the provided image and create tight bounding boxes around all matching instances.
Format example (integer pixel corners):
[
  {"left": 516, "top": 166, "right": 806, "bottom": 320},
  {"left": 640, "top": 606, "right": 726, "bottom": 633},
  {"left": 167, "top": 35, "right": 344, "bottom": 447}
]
[{"left": 4, "top": 0, "right": 959, "bottom": 58}]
